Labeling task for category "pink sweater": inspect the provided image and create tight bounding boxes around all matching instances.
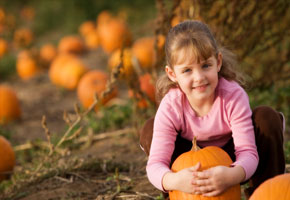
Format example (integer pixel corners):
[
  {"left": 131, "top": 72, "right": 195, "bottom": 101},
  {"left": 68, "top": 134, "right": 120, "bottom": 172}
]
[{"left": 146, "top": 78, "right": 259, "bottom": 191}]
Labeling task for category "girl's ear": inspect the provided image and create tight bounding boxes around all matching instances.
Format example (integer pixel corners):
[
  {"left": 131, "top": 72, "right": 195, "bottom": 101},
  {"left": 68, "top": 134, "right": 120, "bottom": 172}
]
[
  {"left": 165, "top": 66, "right": 177, "bottom": 82},
  {"left": 217, "top": 52, "right": 223, "bottom": 72}
]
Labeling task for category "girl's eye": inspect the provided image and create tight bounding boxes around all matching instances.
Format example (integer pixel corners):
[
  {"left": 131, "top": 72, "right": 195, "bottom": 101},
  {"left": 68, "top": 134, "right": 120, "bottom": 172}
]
[
  {"left": 183, "top": 68, "right": 191, "bottom": 73},
  {"left": 202, "top": 64, "right": 210, "bottom": 69}
]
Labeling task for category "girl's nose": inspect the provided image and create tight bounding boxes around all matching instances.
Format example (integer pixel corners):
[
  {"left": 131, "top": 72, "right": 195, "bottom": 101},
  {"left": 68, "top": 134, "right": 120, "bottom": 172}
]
[{"left": 192, "top": 69, "right": 204, "bottom": 81}]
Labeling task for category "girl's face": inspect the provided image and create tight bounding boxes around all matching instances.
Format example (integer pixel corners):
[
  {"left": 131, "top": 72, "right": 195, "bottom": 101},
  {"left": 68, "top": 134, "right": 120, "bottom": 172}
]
[{"left": 166, "top": 53, "right": 222, "bottom": 105}]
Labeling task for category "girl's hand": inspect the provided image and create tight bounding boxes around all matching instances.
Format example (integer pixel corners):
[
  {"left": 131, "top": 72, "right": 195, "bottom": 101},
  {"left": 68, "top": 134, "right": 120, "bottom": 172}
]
[
  {"left": 162, "top": 162, "right": 201, "bottom": 193},
  {"left": 192, "top": 165, "right": 245, "bottom": 197}
]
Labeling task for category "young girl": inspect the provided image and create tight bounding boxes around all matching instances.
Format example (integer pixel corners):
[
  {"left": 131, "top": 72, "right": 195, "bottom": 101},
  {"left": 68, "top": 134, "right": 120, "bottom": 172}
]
[{"left": 139, "top": 20, "right": 285, "bottom": 198}]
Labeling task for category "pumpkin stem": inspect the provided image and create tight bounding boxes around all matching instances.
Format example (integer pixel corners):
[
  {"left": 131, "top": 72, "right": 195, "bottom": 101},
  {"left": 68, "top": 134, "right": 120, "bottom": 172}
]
[{"left": 191, "top": 137, "right": 200, "bottom": 151}]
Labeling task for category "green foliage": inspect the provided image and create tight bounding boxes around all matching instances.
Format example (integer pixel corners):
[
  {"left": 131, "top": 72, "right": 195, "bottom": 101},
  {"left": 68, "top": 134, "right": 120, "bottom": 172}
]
[
  {"left": 0, "top": 53, "right": 16, "bottom": 80},
  {"left": 0, "top": 125, "right": 12, "bottom": 139},
  {"left": 87, "top": 103, "right": 133, "bottom": 133},
  {"left": 248, "top": 85, "right": 290, "bottom": 132}
]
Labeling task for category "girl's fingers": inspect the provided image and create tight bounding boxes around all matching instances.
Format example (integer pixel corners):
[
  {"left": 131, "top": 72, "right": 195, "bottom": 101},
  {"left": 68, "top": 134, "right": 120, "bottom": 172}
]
[
  {"left": 195, "top": 185, "right": 215, "bottom": 194},
  {"left": 193, "top": 170, "right": 210, "bottom": 179},
  {"left": 202, "top": 190, "right": 220, "bottom": 197},
  {"left": 192, "top": 178, "right": 210, "bottom": 186}
]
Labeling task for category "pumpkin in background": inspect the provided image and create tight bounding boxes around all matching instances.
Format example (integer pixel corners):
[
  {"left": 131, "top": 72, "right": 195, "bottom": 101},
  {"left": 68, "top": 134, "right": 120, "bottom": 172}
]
[
  {"left": 49, "top": 54, "right": 74, "bottom": 86},
  {"left": 16, "top": 50, "right": 40, "bottom": 80},
  {"left": 49, "top": 54, "right": 88, "bottom": 90},
  {"left": 58, "top": 36, "right": 85, "bottom": 55},
  {"left": 128, "top": 73, "right": 156, "bottom": 108},
  {"left": 20, "top": 6, "right": 35, "bottom": 21},
  {"left": 169, "top": 138, "right": 241, "bottom": 200},
  {"left": 84, "top": 29, "right": 99, "bottom": 49},
  {"left": 0, "top": 136, "right": 15, "bottom": 181},
  {"left": 39, "top": 43, "right": 57, "bottom": 64},
  {"left": 77, "top": 70, "right": 118, "bottom": 111},
  {"left": 98, "top": 18, "right": 132, "bottom": 54},
  {"left": 249, "top": 173, "right": 290, "bottom": 200},
  {"left": 96, "top": 10, "right": 113, "bottom": 27},
  {"left": 0, "top": 38, "right": 8, "bottom": 58},
  {"left": 13, "top": 28, "right": 33, "bottom": 47},
  {"left": 0, "top": 7, "right": 5, "bottom": 24},
  {"left": 0, "top": 85, "right": 21, "bottom": 124},
  {"left": 79, "top": 21, "right": 95, "bottom": 37},
  {"left": 132, "top": 35, "right": 165, "bottom": 69},
  {"left": 108, "top": 48, "right": 134, "bottom": 79}
]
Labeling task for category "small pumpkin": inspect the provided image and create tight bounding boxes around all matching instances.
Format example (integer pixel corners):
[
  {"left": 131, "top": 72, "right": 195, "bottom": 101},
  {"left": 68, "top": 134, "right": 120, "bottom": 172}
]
[
  {"left": 0, "top": 7, "right": 5, "bottom": 24},
  {"left": 16, "top": 50, "right": 40, "bottom": 80},
  {"left": 0, "top": 85, "right": 21, "bottom": 124},
  {"left": 84, "top": 29, "right": 99, "bottom": 49},
  {"left": 49, "top": 54, "right": 88, "bottom": 90},
  {"left": 13, "top": 28, "right": 33, "bottom": 47},
  {"left": 128, "top": 73, "right": 156, "bottom": 108},
  {"left": 0, "top": 38, "right": 8, "bottom": 58},
  {"left": 20, "top": 6, "right": 35, "bottom": 21},
  {"left": 0, "top": 136, "right": 15, "bottom": 181},
  {"left": 132, "top": 35, "right": 165, "bottom": 69},
  {"left": 77, "top": 70, "right": 118, "bottom": 111},
  {"left": 79, "top": 21, "right": 96, "bottom": 37},
  {"left": 169, "top": 138, "right": 241, "bottom": 200},
  {"left": 98, "top": 18, "right": 132, "bottom": 54},
  {"left": 39, "top": 43, "right": 57, "bottom": 64},
  {"left": 58, "top": 35, "right": 85, "bottom": 55},
  {"left": 249, "top": 173, "right": 290, "bottom": 200},
  {"left": 96, "top": 10, "right": 113, "bottom": 27},
  {"left": 108, "top": 48, "right": 134, "bottom": 79}
]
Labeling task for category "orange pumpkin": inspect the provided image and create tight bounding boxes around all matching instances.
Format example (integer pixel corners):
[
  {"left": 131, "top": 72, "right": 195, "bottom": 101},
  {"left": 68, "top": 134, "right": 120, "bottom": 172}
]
[
  {"left": 16, "top": 50, "right": 40, "bottom": 80},
  {"left": 40, "top": 43, "right": 57, "bottom": 63},
  {"left": 79, "top": 21, "right": 96, "bottom": 37},
  {"left": 132, "top": 35, "right": 165, "bottom": 69},
  {"left": 96, "top": 10, "right": 113, "bottom": 27},
  {"left": 58, "top": 35, "right": 85, "bottom": 54},
  {"left": 49, "top": 54, "right": 88, "bottom": 90},
  {"left": 0, "top": 136, "right": 15, "bottom": 181},
  {"left": 108, "top": 48, "right": 134, "bottom": 79},
  {"left": 0, "top": 38, "right": 8, "bottom": 58},
  {"left": 0, "top": 85, "right": 21, "bottom": 124},
  {"left": 169, "top": 138, "right": 241, "bottom": 200},
  {"left": 98, "top": 18, "right": 132, "bottom": 54},
  {"left": 77, "top": 70, "right": 117, "bottom": 111},
  {"left": 20, "top": 6, "right": 35, "bottom": 21},
  {"left": 249, "top": 173, "right": 290, "bottom": 200},
  {"left": 84, "top": 29, "right": 99, "bottom": 49},
  {"left": 128, "top": 73, "right": 156, "bottom": 108},
  {"left": 0, "top": 7, "right": 5, "bottom": 24},
  {"left": 13, "top": 28, "right": 33, "bottom": 47}
]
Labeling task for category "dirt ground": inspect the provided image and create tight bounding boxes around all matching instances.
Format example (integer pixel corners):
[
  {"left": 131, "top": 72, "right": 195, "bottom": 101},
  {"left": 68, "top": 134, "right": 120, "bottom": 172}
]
[{"left": 0, "top": 48, "right": 161, "bottom": 200}]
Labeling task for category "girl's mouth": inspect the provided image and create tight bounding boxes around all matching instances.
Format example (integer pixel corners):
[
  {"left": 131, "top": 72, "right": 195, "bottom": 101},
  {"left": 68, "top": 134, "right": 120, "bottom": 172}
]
[{"left": 193, "top": 84, "right": 208, "bottom": 92}]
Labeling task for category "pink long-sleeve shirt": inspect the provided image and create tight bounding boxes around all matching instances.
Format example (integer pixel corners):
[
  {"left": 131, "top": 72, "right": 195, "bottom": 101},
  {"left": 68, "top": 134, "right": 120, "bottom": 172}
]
[{"left": 146, "top": 77, "right": 259, "bottom": 191}]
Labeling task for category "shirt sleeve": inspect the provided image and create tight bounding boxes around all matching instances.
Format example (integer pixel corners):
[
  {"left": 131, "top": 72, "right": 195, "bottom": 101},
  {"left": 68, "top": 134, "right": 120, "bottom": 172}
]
[
  {"left": 146, "top": 95, "right": 181, "bottom": 191},
  {"left": 226, "top": 88, "right": 259, "bottom": 180}
]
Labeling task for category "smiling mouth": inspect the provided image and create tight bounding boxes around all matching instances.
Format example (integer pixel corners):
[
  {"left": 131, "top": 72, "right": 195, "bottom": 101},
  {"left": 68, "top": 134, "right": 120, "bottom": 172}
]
[{"left": 193, "top": 84, "right": 209, "bottom": 91}]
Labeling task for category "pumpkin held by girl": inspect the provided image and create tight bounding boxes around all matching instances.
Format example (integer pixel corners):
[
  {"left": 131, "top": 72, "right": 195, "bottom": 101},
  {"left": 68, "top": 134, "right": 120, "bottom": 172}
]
[{"left": 169, "top": 138, "right": 241, "bottom": 200}]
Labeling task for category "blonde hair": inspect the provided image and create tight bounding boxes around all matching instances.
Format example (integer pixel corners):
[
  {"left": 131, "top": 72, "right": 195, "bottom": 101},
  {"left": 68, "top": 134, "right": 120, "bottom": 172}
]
[{"left": 156, "top": 20, "right": 246, "bottom": 103}]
